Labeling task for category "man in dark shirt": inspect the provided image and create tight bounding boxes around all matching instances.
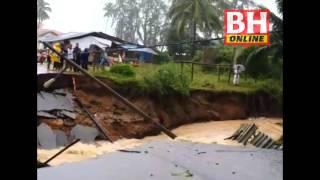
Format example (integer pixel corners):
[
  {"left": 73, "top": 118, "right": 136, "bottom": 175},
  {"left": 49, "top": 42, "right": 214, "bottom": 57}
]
[
  {"left": 80, "top": 48, "right": 89, "bottom": 70},
  {"left": 73, "top": 43, "right": 81, "bottom": 72}
]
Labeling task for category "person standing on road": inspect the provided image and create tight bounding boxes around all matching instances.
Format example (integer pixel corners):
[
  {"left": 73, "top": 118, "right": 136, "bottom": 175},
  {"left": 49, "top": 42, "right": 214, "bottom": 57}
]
[
  {"left": 88, "top": 47, "right": 94, "bottom": 70},
  {"left": 39, "top": 50, "right": 47, "bottom": 65},
  {"left": 80, "top": 48, "right": 89, "bottom": 70},
  {"left": 93, "top": 47, "right": 101, "bottom": 72},
  {"left": 50, "top": 43, "right": 61, "bottom": 71},
  {"left": 46, "top": 48, "right": 51, "bottom": 70},
  {"left": 99, "top": 48, "right": 108, "bottom": 70},
  {"left": 73, "top": 43, "right": 81, "bottom": 72},
  {"left": 67, "top": 44, "right": 74, "bottom": 71}
]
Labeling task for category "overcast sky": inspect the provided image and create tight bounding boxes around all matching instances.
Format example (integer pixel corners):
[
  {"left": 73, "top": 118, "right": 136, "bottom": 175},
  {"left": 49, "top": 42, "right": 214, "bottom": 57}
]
[{"left": 42, "top": 0, "right": 281, "bottom": 35}]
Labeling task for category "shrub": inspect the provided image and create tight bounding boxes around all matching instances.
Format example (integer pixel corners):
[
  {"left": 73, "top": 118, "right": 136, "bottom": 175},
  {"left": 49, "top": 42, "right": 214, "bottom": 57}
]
[
  {"left": 144, "top": 63, "right": 191, "bottom": 96},
  {"left": 192, "top": 50, "right": 204, "bottom": 62},
  {"left": 153, "top": 52, "right": 172, "bottom": 64},
  {"left": 110, "top": 64, "right": 136, "bottom": 77},
  {"left": 216, "top": 46, "right": 234, "bottom": 64},
  {"left": 256, "top": 79, "right": 283, "bottom": 106},
  {"left": 246, "top": 54, "right": 271, "bottom": 81}
]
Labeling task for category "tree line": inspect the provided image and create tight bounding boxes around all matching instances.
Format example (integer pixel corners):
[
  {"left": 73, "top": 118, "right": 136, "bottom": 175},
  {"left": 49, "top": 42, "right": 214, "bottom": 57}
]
[{"left": 37, "top": 0, "right": 283, "bottom": 81}]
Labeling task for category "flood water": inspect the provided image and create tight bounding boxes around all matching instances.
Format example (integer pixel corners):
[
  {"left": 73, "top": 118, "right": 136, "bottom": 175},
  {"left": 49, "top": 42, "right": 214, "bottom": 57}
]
[{"left": 37, "top": 117, "right": 282, "bottom": 166}]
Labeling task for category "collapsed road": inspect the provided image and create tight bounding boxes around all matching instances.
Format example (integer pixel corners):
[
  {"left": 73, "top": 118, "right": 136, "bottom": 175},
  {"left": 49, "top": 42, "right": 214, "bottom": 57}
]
[
  {"left": 37, "top": 69, "right": 283, "bottom": 179},
  {"left": 37, "top": 73, "right": 282, "bottom": 148},
  {"left": 37, "top": 42, "right": 282, "bottom": 178},
  {"left": 38, "top": 140, "right": 282, "bottom": 180},
  {"left": 38, "top": 41, "right": 176, "bottom": 168},
  {"left": 41, "top": 41, "right": 177, "bottom": 139},
  {"left": 37, "top": 118, "right": 282, "bottom": 166}
]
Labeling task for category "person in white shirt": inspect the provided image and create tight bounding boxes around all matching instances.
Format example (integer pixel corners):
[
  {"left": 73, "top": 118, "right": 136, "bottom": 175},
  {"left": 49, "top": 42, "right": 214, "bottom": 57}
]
[
  {"left": 118, "top": 53, "right": 123, "bottom": 63},
  {"left": 66, "top": 44, "right": 74, "bottom": 71},
  {"left": 233, "top": 65, "right": 241, "bottom": 85}
]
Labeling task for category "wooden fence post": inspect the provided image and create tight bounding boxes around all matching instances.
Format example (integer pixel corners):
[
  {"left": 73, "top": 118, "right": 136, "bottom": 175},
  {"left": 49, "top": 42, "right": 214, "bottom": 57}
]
[
  {"left": 228, "top": 65, "right": 232, "bottom": 84},
  {"left": 217, "top": 64, "right": 220, "bottom": 82},
  {"left": 191, "top": 63, "right": 194, "bottom": 81},
  {"left": 180, "top": 62, "right": 184, "bottom": 77}
]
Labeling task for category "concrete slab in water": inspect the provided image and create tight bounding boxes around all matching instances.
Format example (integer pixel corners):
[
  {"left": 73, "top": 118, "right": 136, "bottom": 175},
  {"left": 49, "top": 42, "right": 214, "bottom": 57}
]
[
  {"left": 70, "top": 125, "right": 99, "bottom": 143},
  {"left": 37, "top": 91, "right": 74, "bottom": 112},
  {"left": 52, "top": 89, "right": 67, "bottom": 95},
  {"left": 54, "top": 130, "right": 69, "bottom": 147},
  {"left": 37, "top": 123, "right": 56, "bottom": 149},
  {"left": 38, "top": 140, "right": 283, "bottom": 180},
  {"left": 59, "top": 110, "right": 76, "bottom": 119},
  {"left": 37, "top": 111, "right": 57, "bottom": 119}
]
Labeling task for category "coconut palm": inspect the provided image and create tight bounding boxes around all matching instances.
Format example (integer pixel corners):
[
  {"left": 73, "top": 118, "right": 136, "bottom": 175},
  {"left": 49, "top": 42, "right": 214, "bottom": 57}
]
[
  {"left": 276, "top": 0, "right": 283, "bottom": 14},
  {"left": 168, "top": 0, "right": 224, "bottom": 56},
  {"left": 245, "top": 1, "right": 283, "bottom": 81},
  {"left": 37, "top": 0, "right": 51, "bottom": 28},
  {"left": 246, "top": 5, "right": 283, "bottom": 61}
]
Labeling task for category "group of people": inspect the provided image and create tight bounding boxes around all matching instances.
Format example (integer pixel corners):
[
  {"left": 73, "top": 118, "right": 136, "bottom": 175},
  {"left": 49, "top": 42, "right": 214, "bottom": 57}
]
[
  {"left": 87, "top": 44, "right": 110, "bottom": 72},
  {"left": 42, "top": 42, "right": 118, "bottom": 72},
  {"left": 38, "top": 41, "right": 139, "bottom": 73}
]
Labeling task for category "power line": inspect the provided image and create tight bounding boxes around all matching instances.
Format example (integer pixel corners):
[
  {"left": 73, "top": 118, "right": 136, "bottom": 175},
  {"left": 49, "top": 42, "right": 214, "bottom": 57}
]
[
  {"left": 105, "top": 30, "right": 282, "bottom": 51},
  {"left": 44, "top": 31, "right": 282, "bottom": 52}
]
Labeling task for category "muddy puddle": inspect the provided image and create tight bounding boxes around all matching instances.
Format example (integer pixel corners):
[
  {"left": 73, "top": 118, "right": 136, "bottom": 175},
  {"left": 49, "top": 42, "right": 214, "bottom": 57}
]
[{"left": 38, "top": 117, "right": 282, "bottom": 166}]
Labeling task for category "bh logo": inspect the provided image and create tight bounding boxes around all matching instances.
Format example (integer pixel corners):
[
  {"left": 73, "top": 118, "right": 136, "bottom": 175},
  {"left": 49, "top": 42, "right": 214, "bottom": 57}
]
[{"left": 224, "top": 9, "right": 270, "bottom": 46}]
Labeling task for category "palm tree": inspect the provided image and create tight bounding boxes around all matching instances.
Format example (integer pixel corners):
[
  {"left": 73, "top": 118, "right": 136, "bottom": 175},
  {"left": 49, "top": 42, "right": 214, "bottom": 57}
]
[
  {"left": 276, "top": 0, "right": 283, "bottom": 14},
  {"left": 246, "top": 5, "right": 283, "bottom": 61},
  {"left": 37, "top": 0, "right": 51, "bottom": 28},
  {"left": 168, "top": 0, "right": 223, "bottom": 57},
  {"left": 245, "top": 1, "right": 283, "bottom": 81}
]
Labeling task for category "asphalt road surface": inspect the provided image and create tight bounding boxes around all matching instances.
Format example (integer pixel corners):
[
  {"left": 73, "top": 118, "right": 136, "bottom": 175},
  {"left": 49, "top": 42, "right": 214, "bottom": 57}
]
[{"left": 38, "top": 140, "right": 282, "bottom": 180}]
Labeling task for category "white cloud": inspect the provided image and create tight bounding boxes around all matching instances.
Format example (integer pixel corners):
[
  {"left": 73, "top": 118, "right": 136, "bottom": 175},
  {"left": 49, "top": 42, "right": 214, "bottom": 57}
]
[{"left": 43, "top": 0, "right": 114, "bottom": 35}]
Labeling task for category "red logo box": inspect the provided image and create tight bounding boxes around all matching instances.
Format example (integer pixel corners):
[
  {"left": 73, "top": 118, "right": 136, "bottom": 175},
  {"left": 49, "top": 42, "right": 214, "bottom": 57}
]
[{"left": 224, "top": 9, "right": 270, "bottom": 46}]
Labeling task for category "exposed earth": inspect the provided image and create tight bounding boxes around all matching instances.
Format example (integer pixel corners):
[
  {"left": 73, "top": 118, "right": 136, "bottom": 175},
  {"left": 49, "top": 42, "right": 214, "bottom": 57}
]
[{"left": 37, "top": 65, "right": 282, "bottom": 170}]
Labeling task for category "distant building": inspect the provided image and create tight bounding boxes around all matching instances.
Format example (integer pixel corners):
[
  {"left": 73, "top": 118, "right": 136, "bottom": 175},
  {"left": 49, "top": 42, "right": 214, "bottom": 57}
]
[
  {"left": 40, "top": 31, "right": 158, "bottom": 62},
  {"left": 37, "top": 29, "right": 62, "bottom": 50}
]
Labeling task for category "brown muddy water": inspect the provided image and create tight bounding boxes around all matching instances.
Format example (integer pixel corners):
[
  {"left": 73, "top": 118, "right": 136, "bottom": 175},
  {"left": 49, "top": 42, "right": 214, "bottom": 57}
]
[{"left": 37, "top": 117, "right": 282, "bottom": 166}]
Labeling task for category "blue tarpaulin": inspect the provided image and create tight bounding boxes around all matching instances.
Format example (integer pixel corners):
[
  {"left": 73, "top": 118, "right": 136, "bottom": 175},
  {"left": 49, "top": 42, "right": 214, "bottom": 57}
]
[
  {"left": 120, "top": 44, "right": 157, "bottom": 62},
  {"left": 138, "top": 52, "right": 153, "bottom": 62}
]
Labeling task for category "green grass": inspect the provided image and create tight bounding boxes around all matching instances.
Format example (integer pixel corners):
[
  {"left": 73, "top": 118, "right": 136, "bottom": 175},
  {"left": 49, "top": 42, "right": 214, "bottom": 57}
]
[
  {"left": 90, "top": 64, "right": 155, "bottom": 88},
  {"left": 89, "top": 63, "right": 281, "bottom": 93}
]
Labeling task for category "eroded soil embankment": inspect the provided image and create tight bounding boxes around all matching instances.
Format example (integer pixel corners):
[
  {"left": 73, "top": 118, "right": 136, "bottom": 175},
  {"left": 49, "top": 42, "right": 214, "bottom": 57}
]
[{"left": 38, "top": 74, "right": 282, "bottom": 140}]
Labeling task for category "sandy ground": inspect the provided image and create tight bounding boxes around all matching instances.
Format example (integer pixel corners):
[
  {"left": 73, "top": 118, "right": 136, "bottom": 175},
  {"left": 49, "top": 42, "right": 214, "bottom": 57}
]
[{"left": 38, "top": 117, "right": 282, "bottom": 166}]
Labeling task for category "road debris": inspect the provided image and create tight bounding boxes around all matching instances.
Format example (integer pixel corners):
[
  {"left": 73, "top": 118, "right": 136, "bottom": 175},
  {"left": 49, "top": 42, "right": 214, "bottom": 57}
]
[
  {"left": 118, "top": 150, "right": 141, "bottom": 153},
  {"left": 225, "top": 123, "right": 283, "bottom": 150},
  {"left": 37, "top": 89, "right": 77, "bottom": 122},
  {"left": 197, "top": 152, "right": 206, "bottom": 155},
  {"left": 37, "top": 111, "right": 57, "bottom": 119},
  {"left": 171, "top": 170, "right": 193, "bottom": 177}
]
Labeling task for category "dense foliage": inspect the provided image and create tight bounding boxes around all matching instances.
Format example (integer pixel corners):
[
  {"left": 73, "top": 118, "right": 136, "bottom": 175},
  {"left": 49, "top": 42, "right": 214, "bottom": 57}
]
[
  {"left": 144, "top": 63, "right": 191, "bottom": 96},
  {"left": 110, "top": 64, "right": 136, "bottom": 77}
]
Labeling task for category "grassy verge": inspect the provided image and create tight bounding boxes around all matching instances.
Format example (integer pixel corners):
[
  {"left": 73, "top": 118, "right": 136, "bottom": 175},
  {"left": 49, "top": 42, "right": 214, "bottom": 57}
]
[
  {"left": 90, "top": 63, "right": 282, "bottom": 110},
  {"left": 90, "top": 63, "right": 282, "bottom": 95}
]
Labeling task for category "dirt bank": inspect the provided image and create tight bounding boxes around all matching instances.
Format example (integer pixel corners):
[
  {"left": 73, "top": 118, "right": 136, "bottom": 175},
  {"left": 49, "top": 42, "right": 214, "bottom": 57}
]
[{"left": 38, "top": 74, "right": 282, "bottom": 140}]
